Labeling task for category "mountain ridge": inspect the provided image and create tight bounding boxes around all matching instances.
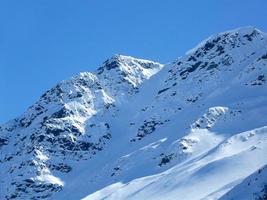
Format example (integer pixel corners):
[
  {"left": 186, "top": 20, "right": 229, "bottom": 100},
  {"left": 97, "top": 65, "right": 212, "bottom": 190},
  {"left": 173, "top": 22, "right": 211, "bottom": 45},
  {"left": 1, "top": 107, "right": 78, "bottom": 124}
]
[{"left": 1, "top": 26, "right": 267, "bottom": 200}]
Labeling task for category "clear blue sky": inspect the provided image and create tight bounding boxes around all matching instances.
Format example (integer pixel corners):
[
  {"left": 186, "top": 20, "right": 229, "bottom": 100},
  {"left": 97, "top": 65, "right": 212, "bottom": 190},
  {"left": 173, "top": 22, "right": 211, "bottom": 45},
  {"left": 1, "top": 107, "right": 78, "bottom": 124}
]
[{"left": 1, "top": 0, "right": 267, "bottom": 124}]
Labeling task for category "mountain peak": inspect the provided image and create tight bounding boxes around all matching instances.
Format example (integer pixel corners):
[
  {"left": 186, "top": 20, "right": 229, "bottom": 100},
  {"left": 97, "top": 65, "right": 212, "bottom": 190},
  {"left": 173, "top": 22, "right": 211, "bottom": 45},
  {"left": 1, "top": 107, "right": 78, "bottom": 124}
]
[
  {"left": 233, "top": 25, "right": 261, "bottom": 35},
  {"left": 186, "top": 26, "right": 266, "bottom": 56},
  {"left": 97, "top": 54, "right": 163, "bottom": 75},
  {"left": 96, "top": 54, "right": 163, "bottom": 96}
]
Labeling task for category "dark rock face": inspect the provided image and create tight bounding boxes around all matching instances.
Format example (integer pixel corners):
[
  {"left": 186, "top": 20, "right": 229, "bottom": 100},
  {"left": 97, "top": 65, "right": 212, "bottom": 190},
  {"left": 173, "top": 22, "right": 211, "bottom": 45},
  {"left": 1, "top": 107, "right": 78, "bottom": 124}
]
[
  {"left": 206, "top": 62, "right": 218, "bottom": 70},
  {"left": 49, "top": 163, "right": 72, "bottom": 173},
  {"left": 32, "top": 122, "right": 112, "bottom": 159},
  {"left": 158, "top": 153, "right": 175, "bottom": 167},
  {"left": 186, "top": 96, "right": 199, "bottom": 103},
  {"left": 203, "top": 41, "right": 215, "bottom": 51},
  {"left": 180, "top": 61, "right": 203, "bottom": 79},
  {"left": 251, "top": 74, "right": 266, "bottom": 86},
  {"left": 243, "top": 30, "right": 259, "bottom": 41},
  {"left": 7, "top": 179, "right": 63, "bottom": 200},
  {"left": 1, "top": 110, "right": 113, "bottom": 199},
  {"left": 157, "top": 87, "right": 170, "bottom": 95},
  {"left": 216, "top": 45, "right": 225, "bottom": 56},
  {"left": 97, "top": 59, "right": 120, "bottom": 75},
  {"left": 0, "top": 72, "right": 116, "bottom": 199},
  {"left": 0, "top": 137, "right": 8, "bottom": 148},
  {"left": 50, "top": 107, "right": 74, "bottom": 119},
  {"left": 131, "top": 118, "right": 169, "bottom": 141},
  {"left": 262, "top": 53, "right": 267, "bottom": 60}
]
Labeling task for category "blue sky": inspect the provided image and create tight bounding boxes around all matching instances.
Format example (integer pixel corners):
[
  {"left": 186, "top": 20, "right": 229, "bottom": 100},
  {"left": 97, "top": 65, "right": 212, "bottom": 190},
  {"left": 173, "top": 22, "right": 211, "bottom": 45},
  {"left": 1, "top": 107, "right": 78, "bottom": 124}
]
[{"left": 1, "top": 0, "right": 267, "bottom": 123}]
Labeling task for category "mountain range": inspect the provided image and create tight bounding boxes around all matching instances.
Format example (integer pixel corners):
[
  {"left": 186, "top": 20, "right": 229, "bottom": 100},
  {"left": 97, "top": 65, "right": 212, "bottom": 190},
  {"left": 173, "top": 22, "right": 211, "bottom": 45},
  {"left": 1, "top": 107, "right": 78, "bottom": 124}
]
[{"left": 1, "top": 26, "right": 267, "bottom": 200}]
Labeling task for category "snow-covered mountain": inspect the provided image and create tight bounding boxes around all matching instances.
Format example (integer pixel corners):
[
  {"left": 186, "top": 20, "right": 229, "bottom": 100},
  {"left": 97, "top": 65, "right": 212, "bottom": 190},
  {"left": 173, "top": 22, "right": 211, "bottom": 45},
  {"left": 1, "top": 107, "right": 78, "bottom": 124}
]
[{"left": 1, "top": 26, "right": 267, "bottom": 200}]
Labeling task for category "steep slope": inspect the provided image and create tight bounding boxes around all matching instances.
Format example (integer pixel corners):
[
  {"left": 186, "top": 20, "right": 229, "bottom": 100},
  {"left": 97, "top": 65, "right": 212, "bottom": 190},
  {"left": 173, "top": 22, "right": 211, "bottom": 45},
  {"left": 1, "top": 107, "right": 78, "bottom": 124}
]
[
  {"left": 0, "top": 55, "right": 162, "bottom": 199},
  {"left": 220, "top": 165, "right": 267, "bottom": 200},
  {"left": 82, "top": 27, "right": 267, "bottom": 200},
  {"left": 84, "top": 126, "right": 267, "bottom": 200},
  {"left": 1, "top": 26, "right": 267, "bottom": 200}
]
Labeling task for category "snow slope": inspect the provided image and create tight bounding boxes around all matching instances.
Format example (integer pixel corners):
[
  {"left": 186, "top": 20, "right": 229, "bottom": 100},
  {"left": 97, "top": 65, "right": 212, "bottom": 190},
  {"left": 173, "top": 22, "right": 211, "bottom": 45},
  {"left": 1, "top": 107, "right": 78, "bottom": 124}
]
[
  {"left": 84, "top": 126, "right": 267, "bottom": 200},
  {"left": 220, "top": 165, "right": 267, "bottom": 200},
  {"left": 1, "top": 26, "right": 267, "bottom": 200}
]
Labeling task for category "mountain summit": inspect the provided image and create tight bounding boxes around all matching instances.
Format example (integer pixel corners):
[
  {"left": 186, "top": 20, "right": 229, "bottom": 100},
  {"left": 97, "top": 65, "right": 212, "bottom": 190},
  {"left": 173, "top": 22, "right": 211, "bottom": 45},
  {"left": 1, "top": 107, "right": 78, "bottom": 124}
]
[{"left": 1, "top": 27, "right": 267, "bottom": 200}]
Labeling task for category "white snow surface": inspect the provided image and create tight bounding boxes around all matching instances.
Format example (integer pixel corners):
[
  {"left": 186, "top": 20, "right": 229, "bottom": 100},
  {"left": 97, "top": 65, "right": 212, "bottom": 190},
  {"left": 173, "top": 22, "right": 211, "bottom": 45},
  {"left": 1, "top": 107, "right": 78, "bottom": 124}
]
[{"left": 1, "top": 26, "right": 267, "bottom": 200}]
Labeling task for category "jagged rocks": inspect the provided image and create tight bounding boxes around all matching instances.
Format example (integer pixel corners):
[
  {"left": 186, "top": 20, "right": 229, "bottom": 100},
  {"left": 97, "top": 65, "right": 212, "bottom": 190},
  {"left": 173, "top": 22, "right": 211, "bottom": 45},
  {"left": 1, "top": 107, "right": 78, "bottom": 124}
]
[
  {"left": 251, "top": 74, "right": 266, "bottom": 86},
  {"left": 191, "top": 107, "right": 242, "bottom": 129},
  {"left": 7, "top": 179, "right": 62, "bottom": 200},
  {"left": 158, "top": 153, "right": 176, "bottom": 167},
  {"left": 49, "top": 163, "right": 72, "bottom": 173},
  {"left": 157, "top": 87, "right": 170, "bottom": 95},
  {"left": 0, "top": 137, "right": 8, "bottom": 148},
  {"left": 262, "top": 53, "right": 267, "bottom": 60},
  {"left": 131, "top": 118, "right": 167, "bottom": 141}
]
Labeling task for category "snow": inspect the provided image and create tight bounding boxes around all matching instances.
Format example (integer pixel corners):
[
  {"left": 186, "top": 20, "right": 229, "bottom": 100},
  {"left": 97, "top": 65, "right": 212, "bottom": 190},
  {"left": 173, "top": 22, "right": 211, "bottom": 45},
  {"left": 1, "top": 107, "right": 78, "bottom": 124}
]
[
  {"left": 84, "top": 126, "right": 267, "bottom": 200},
  {"left": 220, "top": 165, "right": 267, "bottom": 200},
  {"left": 36, "top": 174, "right": 64, "bottom": 186},
  {"left": 1, "top": 26, "right": 267, "bottom": 200},
  {"left": 35, "top": 149, "right": 49, "bottom": 161}
]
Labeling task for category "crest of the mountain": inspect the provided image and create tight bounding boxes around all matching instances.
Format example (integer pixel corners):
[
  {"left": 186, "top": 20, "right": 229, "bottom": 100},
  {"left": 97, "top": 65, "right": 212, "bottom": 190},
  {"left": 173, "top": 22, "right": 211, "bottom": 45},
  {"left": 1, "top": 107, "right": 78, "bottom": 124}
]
[{"left": 96, "top": 54, "right": 163, "bottom": 97}]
